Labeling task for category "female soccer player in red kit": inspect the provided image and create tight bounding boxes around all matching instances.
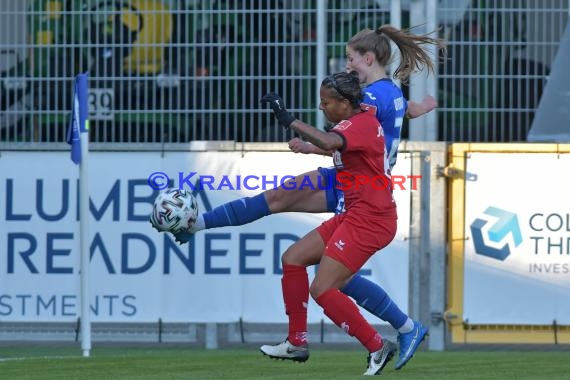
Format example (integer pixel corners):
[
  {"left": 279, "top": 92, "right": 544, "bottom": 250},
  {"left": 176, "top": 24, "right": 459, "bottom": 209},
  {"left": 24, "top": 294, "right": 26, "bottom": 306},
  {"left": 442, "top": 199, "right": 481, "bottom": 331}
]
[{"left": 260, "top": 71, "right": 398, "bottom": 376}]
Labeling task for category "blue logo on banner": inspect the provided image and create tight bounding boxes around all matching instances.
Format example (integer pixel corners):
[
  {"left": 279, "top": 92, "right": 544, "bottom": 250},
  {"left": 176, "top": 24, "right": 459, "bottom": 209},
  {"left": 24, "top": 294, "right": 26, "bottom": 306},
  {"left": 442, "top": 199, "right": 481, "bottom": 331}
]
[{"left": 470, "top": 206, "right": 523, "bottom": 261}]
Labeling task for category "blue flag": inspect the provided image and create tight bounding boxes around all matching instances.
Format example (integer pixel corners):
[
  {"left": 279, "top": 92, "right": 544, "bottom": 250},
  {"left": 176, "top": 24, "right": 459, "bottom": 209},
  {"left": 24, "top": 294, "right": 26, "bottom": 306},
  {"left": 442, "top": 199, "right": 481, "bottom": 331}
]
[{"left": 66, "top": 73, "right": 89, "bottom": 164}]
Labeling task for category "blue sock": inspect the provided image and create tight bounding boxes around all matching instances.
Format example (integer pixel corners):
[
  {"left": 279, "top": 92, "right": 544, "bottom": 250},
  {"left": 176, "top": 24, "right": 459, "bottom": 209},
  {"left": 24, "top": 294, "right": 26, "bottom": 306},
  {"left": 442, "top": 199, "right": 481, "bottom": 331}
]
[
  {"left": 342, "top": 274, "right": 408, "bottom": 329},
  {"left": 203, "top": 193, "right": 271, "bottom": 228}
]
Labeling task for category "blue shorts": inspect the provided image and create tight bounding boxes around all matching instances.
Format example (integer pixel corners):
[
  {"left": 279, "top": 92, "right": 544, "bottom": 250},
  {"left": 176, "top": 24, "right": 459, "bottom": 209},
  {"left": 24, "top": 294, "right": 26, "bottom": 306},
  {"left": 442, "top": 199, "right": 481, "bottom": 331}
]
[{"left": 317, "top": 167, "right": 345, "bottom": 214}]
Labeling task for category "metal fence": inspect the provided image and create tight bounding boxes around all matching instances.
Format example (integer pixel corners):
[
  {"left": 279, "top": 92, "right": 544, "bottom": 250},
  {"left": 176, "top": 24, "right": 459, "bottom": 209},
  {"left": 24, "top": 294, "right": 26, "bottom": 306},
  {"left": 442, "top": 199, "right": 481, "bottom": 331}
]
[
  {"left": 0, "top": 0, "right": 568, "bottom": 144},
  {"left": 438, "top": 0, "right": 568, "bottom": 142}
]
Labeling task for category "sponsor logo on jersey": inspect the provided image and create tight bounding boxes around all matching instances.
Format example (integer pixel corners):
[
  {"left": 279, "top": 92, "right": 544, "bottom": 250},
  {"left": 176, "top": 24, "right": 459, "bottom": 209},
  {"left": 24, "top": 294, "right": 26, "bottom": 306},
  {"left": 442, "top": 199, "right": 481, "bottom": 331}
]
[
  {"left": 332, "top": 119, "right": 352, "bottom": 131},
  {"left": 334, "top": 239, "right": 346, "bottom": 250}
]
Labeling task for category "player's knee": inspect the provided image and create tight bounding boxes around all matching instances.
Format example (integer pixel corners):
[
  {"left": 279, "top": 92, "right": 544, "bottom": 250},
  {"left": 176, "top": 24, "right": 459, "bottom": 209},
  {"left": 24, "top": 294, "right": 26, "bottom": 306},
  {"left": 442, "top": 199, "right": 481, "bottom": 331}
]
[
  {"left": 281, "top": 251, "right": 292, "bottom": 266},
  {"left": 309, "top": 282, "right": 326, "bottom": 300},
  {"left": 281, "top": 245, "right": 305, "bottom": 266},
  {"left": 264, "top": 188, "right": 290, "bottom": 213}
]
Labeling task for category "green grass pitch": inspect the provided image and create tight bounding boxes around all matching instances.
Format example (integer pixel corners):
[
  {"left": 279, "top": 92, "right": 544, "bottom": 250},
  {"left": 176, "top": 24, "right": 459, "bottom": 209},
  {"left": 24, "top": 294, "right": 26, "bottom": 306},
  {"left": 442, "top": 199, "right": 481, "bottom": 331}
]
[{"left": 0, "top": 345, "right": 568, "bottom": 379}]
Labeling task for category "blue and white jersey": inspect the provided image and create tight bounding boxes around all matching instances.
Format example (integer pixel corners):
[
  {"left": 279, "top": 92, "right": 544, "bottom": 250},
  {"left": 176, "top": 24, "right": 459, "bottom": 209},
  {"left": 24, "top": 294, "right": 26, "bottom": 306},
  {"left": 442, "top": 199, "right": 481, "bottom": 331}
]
[{"left": 361, "top": 78, "right": 408, "bottom": 171}]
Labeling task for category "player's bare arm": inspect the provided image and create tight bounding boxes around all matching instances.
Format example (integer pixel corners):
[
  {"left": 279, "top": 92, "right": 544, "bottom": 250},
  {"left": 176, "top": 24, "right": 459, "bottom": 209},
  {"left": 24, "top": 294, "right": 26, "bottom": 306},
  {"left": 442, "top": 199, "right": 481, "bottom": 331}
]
[
  {"left": 288, "top": 138, "right": 334, "bottom": 156},
  {"left": 288, "top": 120, "right": 344, "bottom": 152},
  {"left": 406, "top": 95, "right": 437, "bottom": 119}
]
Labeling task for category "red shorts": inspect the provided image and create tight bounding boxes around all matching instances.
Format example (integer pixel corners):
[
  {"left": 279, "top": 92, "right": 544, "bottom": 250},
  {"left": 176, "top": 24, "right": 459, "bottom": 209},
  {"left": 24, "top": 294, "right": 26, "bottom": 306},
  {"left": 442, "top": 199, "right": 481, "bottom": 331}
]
[{"left": 316, "top": 211, "right": 397, "bottom": 273}]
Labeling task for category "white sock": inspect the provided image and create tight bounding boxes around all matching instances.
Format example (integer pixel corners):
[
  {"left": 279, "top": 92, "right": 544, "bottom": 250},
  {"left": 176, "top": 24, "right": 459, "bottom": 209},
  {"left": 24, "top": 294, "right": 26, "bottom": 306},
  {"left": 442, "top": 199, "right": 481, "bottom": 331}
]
[
  {"left": 397, "top": 318, "right": 414, "bottom": 334},
  {"left": 190, "top": 214, "right": 206, "bottom": 232}
]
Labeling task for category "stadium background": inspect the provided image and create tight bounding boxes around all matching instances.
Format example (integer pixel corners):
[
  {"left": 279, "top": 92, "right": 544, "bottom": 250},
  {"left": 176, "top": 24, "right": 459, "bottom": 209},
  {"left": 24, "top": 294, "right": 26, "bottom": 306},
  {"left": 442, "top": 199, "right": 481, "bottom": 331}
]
[{"left": 1, "top": 0, "right": 569, "bottom": 351}]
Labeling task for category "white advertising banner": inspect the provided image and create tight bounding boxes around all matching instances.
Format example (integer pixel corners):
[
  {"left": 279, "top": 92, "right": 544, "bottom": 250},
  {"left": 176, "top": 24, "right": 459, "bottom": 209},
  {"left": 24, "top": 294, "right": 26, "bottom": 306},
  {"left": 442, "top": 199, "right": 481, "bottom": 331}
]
[
  {"left": 464, "top": 153, "right": 570, "bottom": 325},
  {"left": 0, "top": 151, "right": 412, "bottom": 323}
]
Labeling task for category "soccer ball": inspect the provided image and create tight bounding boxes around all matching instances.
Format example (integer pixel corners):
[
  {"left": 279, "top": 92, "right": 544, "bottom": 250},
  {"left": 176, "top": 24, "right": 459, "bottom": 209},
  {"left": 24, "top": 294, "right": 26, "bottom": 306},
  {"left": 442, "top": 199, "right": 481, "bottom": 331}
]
[{"left": 150, "top": 188, "right": 199, "bottom": 233}]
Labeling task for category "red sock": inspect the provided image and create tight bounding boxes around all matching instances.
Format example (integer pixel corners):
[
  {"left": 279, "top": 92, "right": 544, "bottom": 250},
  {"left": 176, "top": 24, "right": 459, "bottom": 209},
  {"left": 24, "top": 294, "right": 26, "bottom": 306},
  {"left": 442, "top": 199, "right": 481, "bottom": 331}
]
[
  {"left": 282, "top": 264, "right": 309, "bottom": 346},
  {"left": 316, "top": 288, "right": 383, "bottom": 352}
]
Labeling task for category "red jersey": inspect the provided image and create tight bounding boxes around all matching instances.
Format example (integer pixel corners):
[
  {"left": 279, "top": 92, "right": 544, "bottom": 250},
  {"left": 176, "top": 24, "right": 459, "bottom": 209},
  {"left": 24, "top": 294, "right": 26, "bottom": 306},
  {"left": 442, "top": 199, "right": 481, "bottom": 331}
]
[{"left": 330, "top": 110, "right": 396, "bottom": 218}]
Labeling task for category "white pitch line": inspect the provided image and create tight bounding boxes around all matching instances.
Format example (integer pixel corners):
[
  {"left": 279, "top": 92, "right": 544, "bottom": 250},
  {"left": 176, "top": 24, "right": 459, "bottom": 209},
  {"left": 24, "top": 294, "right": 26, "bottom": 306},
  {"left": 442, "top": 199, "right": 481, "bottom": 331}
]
[{"left": 0, "top": 355, "right": 76, "bottom": 362}]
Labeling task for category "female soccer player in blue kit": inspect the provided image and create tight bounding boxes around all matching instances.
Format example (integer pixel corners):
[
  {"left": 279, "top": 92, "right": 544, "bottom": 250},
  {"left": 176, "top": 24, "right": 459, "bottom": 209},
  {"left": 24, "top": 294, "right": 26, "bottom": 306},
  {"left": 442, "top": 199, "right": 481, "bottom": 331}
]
[{"left": 151, "top": 25, "right": 444, "bottom": 370}]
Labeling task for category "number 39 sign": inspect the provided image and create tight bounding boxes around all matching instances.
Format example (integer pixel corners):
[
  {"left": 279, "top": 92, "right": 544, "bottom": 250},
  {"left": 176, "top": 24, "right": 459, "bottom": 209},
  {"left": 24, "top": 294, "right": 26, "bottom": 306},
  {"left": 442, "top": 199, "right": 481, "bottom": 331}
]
[{"left": 88, "top": 88, "right": 114, "bottom": 121}]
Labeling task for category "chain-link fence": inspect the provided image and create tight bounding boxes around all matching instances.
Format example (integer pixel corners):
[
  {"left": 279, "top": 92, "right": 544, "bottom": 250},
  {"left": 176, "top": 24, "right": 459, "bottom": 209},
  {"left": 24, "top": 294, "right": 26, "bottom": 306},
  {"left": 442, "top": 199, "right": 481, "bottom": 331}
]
[{"left": 0, "top": 0, "right": 568, "bottom": 144}]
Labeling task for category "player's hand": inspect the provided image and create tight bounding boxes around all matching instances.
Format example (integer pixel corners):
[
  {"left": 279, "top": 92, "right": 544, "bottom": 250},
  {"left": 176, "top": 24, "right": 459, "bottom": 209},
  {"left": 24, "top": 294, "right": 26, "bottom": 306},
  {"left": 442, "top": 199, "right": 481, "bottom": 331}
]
[
  {"left": 260, "top": 92, "right": 296, "bottom": 129},
  {"left": 288, "top": 137, "right": 313, "bottom": 154}
]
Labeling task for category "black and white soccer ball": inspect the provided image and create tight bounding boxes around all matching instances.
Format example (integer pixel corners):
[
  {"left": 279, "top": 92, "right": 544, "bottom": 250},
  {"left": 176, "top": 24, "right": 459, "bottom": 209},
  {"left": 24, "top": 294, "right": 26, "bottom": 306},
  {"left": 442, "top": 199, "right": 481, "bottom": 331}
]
[{"left": 150, "top": 188, "right": 198, "bottom": 233}]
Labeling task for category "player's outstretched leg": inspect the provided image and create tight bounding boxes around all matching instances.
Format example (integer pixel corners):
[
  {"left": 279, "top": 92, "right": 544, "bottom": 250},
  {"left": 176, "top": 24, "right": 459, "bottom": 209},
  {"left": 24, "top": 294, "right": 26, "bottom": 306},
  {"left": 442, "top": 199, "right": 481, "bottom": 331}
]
[
  {"left": 171, "top": 170, "right": 329, "bottom": 244},
  {"left": 170, "top": 192, "right": 270, "bottom": 244}
]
